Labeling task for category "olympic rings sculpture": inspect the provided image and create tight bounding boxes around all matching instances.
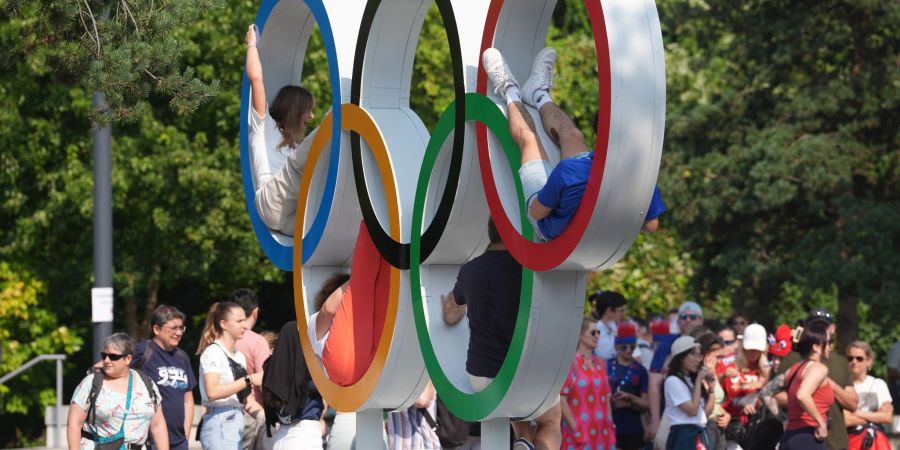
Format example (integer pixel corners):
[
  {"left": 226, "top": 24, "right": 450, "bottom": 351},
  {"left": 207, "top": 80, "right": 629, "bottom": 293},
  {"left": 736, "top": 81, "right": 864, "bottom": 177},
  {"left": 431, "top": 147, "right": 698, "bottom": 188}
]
[{"left": 240, "top": 0, "right": 665, "bottom": 424}]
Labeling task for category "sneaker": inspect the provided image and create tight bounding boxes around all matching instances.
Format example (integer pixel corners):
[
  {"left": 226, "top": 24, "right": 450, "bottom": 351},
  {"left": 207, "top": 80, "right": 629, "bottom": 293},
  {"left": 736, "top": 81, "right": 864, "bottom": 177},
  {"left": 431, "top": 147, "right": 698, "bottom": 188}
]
[
  {"left": 482, "top": 48, "right": 518, "bottom": 97},
  {"left": 521, "top": 47, "right": 557, "bottom": 108},
  {"left": 512, "top": 438, "right": 536, "bottom": 450}
]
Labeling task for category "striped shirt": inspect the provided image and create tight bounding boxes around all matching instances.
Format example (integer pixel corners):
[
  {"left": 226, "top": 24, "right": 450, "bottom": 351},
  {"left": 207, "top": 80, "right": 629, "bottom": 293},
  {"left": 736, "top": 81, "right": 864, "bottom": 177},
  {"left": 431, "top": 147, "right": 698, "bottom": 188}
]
[{"left": 386, "top": 397, "right": 441, "bottom": 450}]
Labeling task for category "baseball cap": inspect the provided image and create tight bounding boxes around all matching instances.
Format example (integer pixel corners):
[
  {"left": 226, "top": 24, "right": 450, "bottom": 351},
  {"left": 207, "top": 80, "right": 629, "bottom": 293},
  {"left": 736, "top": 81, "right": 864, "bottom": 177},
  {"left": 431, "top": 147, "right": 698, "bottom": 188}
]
[
  {"left": 806, "top": 308, "right": 834, "bottom": 325},
  {"left": 742, "top": 324, "right": 768, "bottom": 352},
  {"left": 670, "top": 336, "right": 698, "bottom": 358},
  {"left": 678, "top": 301, "right": 703, "bottom": 317}
]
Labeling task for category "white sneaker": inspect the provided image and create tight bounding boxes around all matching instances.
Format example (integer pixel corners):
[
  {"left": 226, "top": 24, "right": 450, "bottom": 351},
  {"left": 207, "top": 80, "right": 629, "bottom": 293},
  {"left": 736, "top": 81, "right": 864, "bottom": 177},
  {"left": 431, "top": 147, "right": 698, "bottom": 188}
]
[
  {"left": 521, "top": 47, "right": 557, "bottom": 108},
  {"left": 482, "top": 48, "right": 518, "bottom": 97}
]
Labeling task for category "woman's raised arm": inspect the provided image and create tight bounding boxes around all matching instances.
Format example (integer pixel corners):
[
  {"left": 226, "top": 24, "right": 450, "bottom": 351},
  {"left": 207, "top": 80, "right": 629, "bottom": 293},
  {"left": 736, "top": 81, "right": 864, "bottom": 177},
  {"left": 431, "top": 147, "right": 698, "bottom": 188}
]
[{"left": 246, "top": 24, "right": 266, "bottom": 117}]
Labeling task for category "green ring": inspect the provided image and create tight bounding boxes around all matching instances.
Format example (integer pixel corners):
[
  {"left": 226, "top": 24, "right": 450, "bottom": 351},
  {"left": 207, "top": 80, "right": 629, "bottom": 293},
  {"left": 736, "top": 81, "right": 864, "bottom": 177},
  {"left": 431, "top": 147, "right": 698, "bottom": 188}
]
[{"left": 410, "top": 93, "right": 534, "bottom": 421}]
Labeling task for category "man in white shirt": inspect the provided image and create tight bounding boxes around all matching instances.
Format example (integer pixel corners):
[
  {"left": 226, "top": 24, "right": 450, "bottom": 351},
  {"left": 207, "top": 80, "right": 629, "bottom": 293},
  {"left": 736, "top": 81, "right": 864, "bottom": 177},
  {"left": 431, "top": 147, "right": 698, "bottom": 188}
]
[{"left": 590, "top": 291, "right": 626, "bottom": 360}]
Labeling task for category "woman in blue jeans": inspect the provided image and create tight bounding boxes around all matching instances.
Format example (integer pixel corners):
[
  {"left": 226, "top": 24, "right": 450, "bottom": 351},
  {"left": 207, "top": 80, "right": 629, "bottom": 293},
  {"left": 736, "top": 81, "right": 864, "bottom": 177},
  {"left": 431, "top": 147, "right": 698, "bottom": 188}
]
[{"left": 196, "top": 302, "right": 264, "bottom": 449}]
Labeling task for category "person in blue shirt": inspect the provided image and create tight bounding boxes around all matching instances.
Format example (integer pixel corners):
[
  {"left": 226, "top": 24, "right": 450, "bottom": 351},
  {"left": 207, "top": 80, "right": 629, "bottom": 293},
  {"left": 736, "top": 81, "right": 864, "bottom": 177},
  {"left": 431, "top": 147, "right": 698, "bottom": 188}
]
[
  {"left": 606, "top": 322, "right": 650, "bottom": 450},
  {"left": 482, "top": 47, "right": 665, "bottom": 240},
  {"left": 132, "top": 305, "right": 198, "bottom": 450}
]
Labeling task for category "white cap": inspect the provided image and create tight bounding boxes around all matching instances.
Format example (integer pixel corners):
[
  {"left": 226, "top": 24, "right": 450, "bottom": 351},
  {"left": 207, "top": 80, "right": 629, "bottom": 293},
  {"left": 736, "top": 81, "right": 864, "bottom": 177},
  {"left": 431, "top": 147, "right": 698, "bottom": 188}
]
[
  {"left": 742, "top": 324, "right": 768, "bottom": 352},
  {"left": 670, "top": 336, "right": 698, "bottom": 358}
]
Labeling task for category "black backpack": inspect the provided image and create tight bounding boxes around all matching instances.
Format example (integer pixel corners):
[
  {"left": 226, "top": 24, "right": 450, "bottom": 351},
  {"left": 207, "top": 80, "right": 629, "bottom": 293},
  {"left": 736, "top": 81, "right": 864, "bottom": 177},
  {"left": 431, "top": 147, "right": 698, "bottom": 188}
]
[{"left": 419, "top": 397, "right": 469, "bottom": 448}]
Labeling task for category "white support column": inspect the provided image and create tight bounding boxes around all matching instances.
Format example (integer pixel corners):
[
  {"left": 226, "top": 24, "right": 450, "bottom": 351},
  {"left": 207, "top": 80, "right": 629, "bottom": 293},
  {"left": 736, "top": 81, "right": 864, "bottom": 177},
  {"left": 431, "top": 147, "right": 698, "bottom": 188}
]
[
  {"left": 482, "top": 417, "right": 510, "bottom": 449},
  {"left": 356, "top": 408, "right": 385, "bottom": 450}
]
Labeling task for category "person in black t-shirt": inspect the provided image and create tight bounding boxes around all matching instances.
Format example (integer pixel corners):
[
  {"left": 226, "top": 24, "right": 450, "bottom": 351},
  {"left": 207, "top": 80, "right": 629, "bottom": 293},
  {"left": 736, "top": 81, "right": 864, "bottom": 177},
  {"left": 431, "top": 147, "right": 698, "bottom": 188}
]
[
  {"left": 132, "top": 305, "right": 198, "bottom": 450},
  {"left": 442, "top": 220, "right": 561, "bottom": 450}
]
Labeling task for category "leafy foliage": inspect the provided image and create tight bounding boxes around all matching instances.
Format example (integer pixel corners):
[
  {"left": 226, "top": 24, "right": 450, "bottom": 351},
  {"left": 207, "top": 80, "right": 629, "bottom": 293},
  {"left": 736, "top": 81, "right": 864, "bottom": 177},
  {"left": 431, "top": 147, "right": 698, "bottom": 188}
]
[
  {"left": 0, "top": 263, "right": 82, "bottom": 415},
  {"left": 3, "top": 0, "right": 223, "bottom": 124}
]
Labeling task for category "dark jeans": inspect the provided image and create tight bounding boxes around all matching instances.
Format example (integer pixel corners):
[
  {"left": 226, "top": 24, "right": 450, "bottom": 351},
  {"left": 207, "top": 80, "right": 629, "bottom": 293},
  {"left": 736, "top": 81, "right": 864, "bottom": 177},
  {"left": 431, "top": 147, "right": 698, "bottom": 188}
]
[
  {"left": 616, "top": 432, "right": 645, "bottom": 450},
  {"left": 780, "top": 427, "right": 827, "bottom": 450}
]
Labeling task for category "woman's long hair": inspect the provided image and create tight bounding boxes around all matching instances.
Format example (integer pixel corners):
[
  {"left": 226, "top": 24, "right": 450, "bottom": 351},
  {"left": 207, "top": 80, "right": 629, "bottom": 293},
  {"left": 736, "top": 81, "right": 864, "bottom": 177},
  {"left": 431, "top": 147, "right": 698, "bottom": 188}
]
[
  {"left": 270, "top": 86, "right": 314, "bottom": 150},
  {"left": 736, "top": 342, "right": 770, "bottom": 375},
  {"left": 196, "top": 301, "right": 241, "bottom": 355}
]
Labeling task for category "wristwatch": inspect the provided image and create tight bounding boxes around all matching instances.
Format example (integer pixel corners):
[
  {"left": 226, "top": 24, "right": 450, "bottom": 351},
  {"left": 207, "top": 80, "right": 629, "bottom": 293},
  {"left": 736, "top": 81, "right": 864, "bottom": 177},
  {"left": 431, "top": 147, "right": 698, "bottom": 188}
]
[{"left": 244, "top": 375, "right": 252, "bottom": 386}]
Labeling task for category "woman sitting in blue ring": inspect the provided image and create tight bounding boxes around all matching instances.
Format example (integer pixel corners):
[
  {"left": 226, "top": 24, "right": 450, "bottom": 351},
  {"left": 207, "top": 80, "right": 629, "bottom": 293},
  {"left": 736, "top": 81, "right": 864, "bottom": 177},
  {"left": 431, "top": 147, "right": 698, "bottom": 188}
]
[{"left": 245, "top": 24, "right": 320, "bottom": 236}]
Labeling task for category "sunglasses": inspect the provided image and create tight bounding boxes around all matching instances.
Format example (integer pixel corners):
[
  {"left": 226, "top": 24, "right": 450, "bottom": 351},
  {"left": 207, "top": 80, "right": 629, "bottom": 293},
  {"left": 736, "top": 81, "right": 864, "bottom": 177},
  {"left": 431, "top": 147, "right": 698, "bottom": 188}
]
[
  {"left": 617, "top": 344, "right": 636, "bottom": 351},
  {"left": 848, "top": 356, "right": 866, "bottom": 363},
  {"left": 590, "top": 330, "right": 601, "bottom": 337},
  {"left": 723, "top": 339, "right": 736, "bottom": 346},
  {"left": 100, "top": 352, "right": 128, "bottom": 361},
  {"left": 679, "top": 313, "right": 700, "bottom": 321}
]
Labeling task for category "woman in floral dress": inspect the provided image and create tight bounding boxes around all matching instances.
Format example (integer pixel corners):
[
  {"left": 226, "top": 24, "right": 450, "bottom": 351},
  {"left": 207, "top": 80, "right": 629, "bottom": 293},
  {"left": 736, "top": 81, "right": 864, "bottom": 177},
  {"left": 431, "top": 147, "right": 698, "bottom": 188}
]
[{"left": 560, "top": 318, "right": 617, "bottom": 450}]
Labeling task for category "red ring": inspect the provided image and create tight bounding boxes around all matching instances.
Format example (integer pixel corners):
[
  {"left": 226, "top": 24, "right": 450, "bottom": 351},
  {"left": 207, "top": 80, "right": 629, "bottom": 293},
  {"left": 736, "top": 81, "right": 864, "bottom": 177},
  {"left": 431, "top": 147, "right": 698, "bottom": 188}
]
[{"left": 476, "top": 0, "right": 612, "bottom": 271}]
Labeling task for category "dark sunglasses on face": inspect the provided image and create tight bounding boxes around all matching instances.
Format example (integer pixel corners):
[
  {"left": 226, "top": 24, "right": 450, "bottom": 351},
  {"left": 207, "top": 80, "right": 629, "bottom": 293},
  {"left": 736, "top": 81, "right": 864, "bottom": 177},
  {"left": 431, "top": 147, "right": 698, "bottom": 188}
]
[
  {"left": 848, "top": 356, "right": 866, "bottom": 363},
  {"left": 100, "top": 352, "right": 127, "bottom": 361},
  {"left": 679, "top": 313, "right": 700, "bottom": 321},
  {"left": 617, "top": 344, "right": 636, "bottom": 351},
  {"left": 590, "top": 330, "right": 601, "bottom": 337}
]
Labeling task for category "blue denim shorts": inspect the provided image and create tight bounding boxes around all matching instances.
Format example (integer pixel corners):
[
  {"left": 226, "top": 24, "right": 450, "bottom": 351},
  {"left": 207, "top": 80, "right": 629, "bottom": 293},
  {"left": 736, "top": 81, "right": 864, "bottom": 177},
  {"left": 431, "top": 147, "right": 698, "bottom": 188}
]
[
  {"left": 516, "top": 151, "right": 590, "bottom": 241},
  {"left": 199, "top": 406, "right": 244, "bottom": 450}
]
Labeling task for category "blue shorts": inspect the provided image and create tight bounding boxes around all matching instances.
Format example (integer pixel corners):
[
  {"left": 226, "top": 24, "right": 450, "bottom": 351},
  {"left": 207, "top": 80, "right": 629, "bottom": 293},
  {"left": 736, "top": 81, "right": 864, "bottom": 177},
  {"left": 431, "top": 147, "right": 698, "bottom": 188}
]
[
  {"left": 199, "top": 406, "right": 244, "bottom": 450},
  {"left": 517, "top": 151, "right": 591, "bottom": 241}
]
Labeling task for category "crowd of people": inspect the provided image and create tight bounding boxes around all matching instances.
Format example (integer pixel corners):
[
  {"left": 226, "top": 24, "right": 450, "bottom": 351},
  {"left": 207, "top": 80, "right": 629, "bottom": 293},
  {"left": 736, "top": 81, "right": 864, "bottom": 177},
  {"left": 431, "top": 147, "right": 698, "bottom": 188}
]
[{"left": 63, "top": 28, "right": 897, "bottom": 450}]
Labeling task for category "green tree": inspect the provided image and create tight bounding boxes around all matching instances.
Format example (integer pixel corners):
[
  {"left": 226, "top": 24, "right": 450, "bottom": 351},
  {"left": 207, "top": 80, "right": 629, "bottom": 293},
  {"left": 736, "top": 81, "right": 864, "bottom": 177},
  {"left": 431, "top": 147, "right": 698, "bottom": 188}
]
[
  {"left": 657, "top": 0, "right": 900, "bottom": 358},
  {"left": 3, "top": 0, "right": 223, "bottom": 123},
  {"left": 0, "top": 263, "right": 82, "bottom": 415}
]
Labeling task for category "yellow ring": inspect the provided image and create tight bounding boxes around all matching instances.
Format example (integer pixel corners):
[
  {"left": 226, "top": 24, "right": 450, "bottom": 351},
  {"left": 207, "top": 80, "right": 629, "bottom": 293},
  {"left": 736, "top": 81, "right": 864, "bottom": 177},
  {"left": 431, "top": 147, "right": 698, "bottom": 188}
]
[{"left": 293, "top": 104, "right": 401, "bottom": 411}]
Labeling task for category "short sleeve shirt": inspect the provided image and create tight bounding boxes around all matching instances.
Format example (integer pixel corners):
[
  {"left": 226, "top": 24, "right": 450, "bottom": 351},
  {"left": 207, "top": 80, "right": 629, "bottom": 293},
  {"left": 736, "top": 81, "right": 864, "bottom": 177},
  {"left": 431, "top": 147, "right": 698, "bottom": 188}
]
[
  {"left": 650, "top": 335, "right": 678, "bottom": 373},
  {"left": 646, "top": 185, "right": 666, "bottom": 220},
  {"left": 607, "top": 358, "right": 649, "bottom": 434},
  {"left": 199, "top": 342, "right": 247, "bottom": 408},
  {"left": 71, "top": 370, "right": 161, "bottom": 449},
  {"left": 535, "top": 153, "right": 592, "bottom": 240},
  {"left": 593, "top": 320, "right": 617, "bottom": 360},
  {"left": 664, "top": 375, "right": 707, "bottom": 426},
  {"left": 236, "top": 330, "right": 271, "bottom": 403},
  {"left": 853, "top": 376, "right": 892, "bottom": 413},
  {"left": 132, "top": 340, "right": 196, "bottom": 447},
  {"left": 453, "top": 249, "right": 522, "bottom": 378}
]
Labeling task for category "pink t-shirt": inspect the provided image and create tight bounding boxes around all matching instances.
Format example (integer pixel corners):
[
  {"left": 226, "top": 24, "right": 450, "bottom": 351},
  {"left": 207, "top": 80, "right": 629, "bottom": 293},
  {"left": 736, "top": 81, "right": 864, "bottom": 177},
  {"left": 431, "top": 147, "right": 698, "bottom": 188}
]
[{"left": 236, "top": 329, "right": 271, "bottom": 403}]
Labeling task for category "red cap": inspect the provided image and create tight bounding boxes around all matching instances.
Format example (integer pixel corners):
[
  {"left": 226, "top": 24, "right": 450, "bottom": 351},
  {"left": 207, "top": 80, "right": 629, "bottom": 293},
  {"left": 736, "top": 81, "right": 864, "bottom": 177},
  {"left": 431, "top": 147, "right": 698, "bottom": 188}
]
[
  {"left": 650, "top": 319, "right": 670, "bottom": 341},
  {"left": 767, "top": 324, "right": 793, "bottom": 357},
  {"left": 616, "top": 322, "right": 637, "bottom": 344}
]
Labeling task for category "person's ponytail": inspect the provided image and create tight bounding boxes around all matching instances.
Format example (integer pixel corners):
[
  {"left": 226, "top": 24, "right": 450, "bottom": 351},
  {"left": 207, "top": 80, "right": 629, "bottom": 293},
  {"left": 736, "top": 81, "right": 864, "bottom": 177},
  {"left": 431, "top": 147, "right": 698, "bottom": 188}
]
[{"left": 196, "top": 301, "right": 241, "bottom": 355}]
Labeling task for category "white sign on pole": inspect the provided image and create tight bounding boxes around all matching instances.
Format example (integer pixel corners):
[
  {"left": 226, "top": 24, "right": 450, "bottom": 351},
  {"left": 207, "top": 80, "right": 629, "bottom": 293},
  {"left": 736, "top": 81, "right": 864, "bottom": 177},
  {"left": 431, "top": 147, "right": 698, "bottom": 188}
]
[{"left": 91, "top": 287, "right": 114, "bottom": 323}]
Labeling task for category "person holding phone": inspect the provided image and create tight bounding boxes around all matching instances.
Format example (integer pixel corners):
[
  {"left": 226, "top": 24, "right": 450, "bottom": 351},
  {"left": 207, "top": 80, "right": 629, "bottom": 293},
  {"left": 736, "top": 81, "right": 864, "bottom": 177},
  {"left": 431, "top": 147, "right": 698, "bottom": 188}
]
[{"left": 606, "top": 322, "right": 649, "bottom": 450}]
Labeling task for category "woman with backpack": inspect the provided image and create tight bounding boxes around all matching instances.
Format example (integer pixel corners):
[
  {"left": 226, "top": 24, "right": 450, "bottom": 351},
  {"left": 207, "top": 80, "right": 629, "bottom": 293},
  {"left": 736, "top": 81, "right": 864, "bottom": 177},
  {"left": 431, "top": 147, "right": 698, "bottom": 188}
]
[
  {"left": 196, "top": 302, "right": 264, "bottom": 450},
  {"left": 663, "top": 335, "right": 716, "bottom": 450},
  {"left": 67, "top": 333, "right": 168, "bottom": 450}
]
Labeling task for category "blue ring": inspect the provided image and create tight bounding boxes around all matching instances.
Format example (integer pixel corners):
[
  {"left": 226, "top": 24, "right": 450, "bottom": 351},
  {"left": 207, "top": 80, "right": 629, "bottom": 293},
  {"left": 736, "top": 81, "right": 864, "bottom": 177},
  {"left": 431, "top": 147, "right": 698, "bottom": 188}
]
[{"left": 240, "top": 0, "right": 341, "bottom": 270}]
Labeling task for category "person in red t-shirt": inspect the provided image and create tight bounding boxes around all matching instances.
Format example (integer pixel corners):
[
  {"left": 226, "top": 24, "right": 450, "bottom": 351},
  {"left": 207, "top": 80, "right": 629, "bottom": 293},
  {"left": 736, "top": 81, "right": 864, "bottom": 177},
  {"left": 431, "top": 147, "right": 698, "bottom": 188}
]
[{"left": 721, "top": 324, "right": 770, "bottom": 446}]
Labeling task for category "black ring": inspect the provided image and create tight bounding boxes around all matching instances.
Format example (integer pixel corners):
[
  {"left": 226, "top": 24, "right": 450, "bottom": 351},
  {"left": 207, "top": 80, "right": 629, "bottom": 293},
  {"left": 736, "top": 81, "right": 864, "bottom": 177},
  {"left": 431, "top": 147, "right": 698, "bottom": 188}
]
[{"left": 350, "top": 0, "right": 466, "bottom": 270}]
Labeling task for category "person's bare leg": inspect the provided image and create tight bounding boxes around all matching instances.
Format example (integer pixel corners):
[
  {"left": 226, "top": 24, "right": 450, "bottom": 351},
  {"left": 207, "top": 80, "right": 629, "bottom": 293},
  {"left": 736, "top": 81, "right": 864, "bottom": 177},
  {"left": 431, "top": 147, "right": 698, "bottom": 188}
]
[
  {"left": 538, "top": 102, "right": 587, "bottom": 160},
  {"left": 531, "top": 401, "right": 562, "bottom": 450},
  {"left": 508, "top": 101, "right": 549, "bottom": 166}
]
